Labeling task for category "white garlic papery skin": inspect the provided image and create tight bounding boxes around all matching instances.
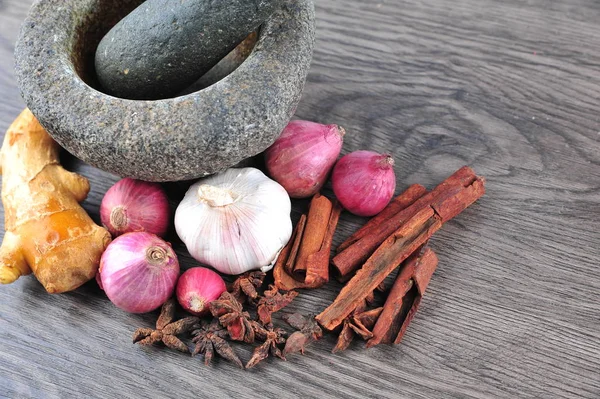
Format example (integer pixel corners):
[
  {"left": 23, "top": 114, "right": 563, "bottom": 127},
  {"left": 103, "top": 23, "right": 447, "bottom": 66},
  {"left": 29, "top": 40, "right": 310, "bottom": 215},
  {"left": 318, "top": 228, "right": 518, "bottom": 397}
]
[{"left": 175, "top": 167, "right": 293, "bottom": 275}]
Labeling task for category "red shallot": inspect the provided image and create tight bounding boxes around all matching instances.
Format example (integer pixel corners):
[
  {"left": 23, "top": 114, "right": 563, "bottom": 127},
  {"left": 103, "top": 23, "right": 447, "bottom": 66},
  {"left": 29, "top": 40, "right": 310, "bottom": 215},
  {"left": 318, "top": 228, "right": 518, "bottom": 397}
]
[
  {"left": 332, "top": 151, "right": 396, "bottom": 217},
  {"left": 100, "top": 178, "right": 170, "bottom": 237},
  {"left": 98, "top": 232, "right": 179, "bottom": 313},
  {"left": 176, "top": 267, "right": 226, "bottom": 316},
  {"left": 265, "top": 120, "right": 345, "bottom": 198}
]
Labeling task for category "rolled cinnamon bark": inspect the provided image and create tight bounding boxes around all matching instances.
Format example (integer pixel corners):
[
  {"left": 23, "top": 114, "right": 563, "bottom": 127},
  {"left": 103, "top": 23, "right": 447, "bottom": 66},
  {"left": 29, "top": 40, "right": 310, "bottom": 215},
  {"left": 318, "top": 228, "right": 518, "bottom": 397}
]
[
  {"left": 367, "top": 248, "right": 438, "bottom": 347},
  {"left": 284, "top": 214, "right": 307, "bottom": 276},
  {"left": 317, "top": 168, "right": 484, "bottom": 331},
  {"left": 336, "top": 184, "right": 427, "bottom": 253},
  {"left": 332, "top": 166, "right": 482, "bottom": 280},
  {"left": 274, "top": 194, "right": 342, "bottom": 290},
  {"left": 294, "top": 194, "right": 333, "bottom": 278},
  {"left": 304, "top": 201, "right": 342, "bottom": 287}
]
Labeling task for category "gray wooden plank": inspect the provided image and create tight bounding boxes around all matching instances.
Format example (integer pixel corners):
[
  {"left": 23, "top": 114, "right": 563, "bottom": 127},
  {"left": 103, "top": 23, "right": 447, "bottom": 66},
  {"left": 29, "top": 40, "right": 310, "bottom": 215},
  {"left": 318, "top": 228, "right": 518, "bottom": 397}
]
[{"left": 0, "top": 0, "right": 599, "bottom": 398}]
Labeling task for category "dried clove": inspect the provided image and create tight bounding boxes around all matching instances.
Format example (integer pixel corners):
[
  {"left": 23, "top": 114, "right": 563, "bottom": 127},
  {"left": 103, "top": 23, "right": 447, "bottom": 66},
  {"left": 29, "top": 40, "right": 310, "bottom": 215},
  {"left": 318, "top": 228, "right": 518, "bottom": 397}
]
[
  {"left": 191, "top": 319, "right": 244, "bottom": 369},
  {"left": 133, "top": 298, "right": 199, "bottom": 353},
  {"left": 257, "top": 285, "right": 298, "bottom": 325},
  {"left": 209, "top": 292, "right": 255, "bottom": 343}
]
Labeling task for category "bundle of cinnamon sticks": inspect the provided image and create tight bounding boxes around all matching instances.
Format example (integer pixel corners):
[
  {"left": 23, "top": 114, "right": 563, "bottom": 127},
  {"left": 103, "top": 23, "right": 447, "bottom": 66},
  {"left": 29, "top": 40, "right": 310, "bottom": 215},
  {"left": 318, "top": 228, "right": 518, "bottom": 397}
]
[
  {"left": 274, "top": 166, "right": 485, "bottom": 351},
  {"left": 274, "top": 194, "right": 343, "bottom": 290}
]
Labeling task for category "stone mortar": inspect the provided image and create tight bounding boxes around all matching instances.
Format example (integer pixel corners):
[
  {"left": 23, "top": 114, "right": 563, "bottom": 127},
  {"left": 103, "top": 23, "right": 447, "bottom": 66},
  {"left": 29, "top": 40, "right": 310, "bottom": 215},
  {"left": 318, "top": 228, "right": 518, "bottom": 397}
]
[{"left": 15, "top": 0, "right": 315, "bottom": 182}]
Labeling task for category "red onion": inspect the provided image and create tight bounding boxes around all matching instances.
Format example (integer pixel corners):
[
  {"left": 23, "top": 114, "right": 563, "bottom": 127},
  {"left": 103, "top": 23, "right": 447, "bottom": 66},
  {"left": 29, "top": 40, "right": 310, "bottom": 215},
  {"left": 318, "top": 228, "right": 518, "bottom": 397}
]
[
  {"left": 176, "top": 267, "right": 226, "bottom": 316},
  {"left": 265, "top": 120, "right": 345, "bottom": 198},
  {"left": 100, "top": 178, "right": 170, "bottom": 237},
  {"left": 332, "top": 151, "right": 396, "bottom": 217},
  {"left": 99, "top": 232, "right": 179, "bottom": 313}
]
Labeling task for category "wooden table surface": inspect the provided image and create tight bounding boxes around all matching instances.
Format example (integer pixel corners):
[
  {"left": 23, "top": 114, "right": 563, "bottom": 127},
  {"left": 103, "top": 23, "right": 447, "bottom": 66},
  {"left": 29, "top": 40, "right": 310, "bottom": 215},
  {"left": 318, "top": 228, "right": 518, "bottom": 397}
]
[{"left": 1, "top": 0, "right": 599, "bottom": 398}]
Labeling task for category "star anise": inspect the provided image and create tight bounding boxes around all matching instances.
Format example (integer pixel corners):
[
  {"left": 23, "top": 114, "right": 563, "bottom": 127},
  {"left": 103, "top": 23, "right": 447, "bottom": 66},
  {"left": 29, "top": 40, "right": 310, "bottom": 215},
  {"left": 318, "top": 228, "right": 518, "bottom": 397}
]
[
  {"left": 333, "top": 302, "right": 383, "bottom": 353},
  {"left": 209, "top": 292, "right": 255, "bottom": 343},
  {"left": 245, "top": 321, "right": 287, "bottom": 369},
  {"left": 133, "top": 298, "right": 199, "bottom": 353},
  {"left": 257, "top": 285, "right": 298, "bottom": 325},
  {"left": 228, "top": 271, "right": 266, "bottom": 305},
  {"left": 191, "top": 319, "right": 244, "bottom": 369},
  {"left": 282, "top": 313, "right": 323, "bottom": 357}
]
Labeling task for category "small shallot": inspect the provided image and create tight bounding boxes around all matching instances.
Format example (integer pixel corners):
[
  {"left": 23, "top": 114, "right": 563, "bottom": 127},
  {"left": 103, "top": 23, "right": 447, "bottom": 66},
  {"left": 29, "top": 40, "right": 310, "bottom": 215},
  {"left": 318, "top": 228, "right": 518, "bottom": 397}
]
[
  {"left": 332, "top": 151, "right": 396, "bottom": 217},
  {"left": 265, "top": 120, "right": 345, "bottom": 198},
  {"left": 176, "top": 267, "right": 226, "bottom": 316},
  {"left": 100, "top": 178, "right": 170, "bottom": 237},
  {"left": 98, "top": 232, "right": 179, "bottom": 313}
]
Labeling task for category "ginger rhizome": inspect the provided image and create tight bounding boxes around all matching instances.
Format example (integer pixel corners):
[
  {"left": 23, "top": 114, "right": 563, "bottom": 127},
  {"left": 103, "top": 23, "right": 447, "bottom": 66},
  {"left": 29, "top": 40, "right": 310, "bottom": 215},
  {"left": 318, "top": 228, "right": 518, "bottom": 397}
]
[{"left": 0, "top": 109, "right": 111, "bottom": 293}]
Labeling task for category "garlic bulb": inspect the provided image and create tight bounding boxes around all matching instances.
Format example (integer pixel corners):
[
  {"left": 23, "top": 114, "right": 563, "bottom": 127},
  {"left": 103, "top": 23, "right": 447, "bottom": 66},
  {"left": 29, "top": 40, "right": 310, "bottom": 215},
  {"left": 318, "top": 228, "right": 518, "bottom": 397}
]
[{"left": 175, "top": 168, "right": 292, "bottom": 275}]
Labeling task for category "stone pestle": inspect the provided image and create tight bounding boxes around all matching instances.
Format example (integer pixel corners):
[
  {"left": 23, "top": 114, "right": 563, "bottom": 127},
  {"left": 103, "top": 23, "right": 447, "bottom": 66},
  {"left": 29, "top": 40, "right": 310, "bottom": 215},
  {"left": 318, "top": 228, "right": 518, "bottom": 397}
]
[{"left": 95, "top": 0, "right": 281, "bottom": 100}]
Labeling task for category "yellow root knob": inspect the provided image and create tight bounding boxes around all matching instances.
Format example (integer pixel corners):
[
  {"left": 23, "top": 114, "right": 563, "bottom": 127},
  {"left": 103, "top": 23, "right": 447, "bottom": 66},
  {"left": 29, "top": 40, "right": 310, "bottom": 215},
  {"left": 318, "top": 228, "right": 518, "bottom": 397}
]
[
  {"left": 0, "top": 267, "right": 22, "bottom": 285},
  {"left": 0, "top": 109, "right": 111, "bottom": 293}
]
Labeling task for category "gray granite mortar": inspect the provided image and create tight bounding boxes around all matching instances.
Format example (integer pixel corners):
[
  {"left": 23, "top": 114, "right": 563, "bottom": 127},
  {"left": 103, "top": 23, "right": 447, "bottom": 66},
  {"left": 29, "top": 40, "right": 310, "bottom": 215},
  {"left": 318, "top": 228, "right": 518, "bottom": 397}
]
[{"left": 15, "top": 0, "right": 315, "bottom": 182}]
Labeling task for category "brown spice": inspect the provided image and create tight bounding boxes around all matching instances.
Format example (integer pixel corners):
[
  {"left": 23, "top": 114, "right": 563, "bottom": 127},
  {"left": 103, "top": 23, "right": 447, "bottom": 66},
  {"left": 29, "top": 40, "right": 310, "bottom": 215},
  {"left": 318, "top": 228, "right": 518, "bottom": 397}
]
[
  {"left": 191, "top": 319, "right": 244, "bottom": 369},
  {"left": 209, "top": 292, "right": 255, "bottom": 343},
  {"left": 274, "top": 194, "right": 342, "bottom": 290},
  {"left": 304, "top": 200, "right": 342, "bottom": 287},
  {"left": 133, "top": 298, "right": 199, "bottom": 353},
  {"left": 228, "top": 271, "right": 266, "bottom": 305},
  {"left": 294, "top": 194, "right": 333, "bottom": 277},
  {"left": 317, "top": 209, "right": 435, "bottom": 331},
  {"left": 349, "top": 307, "right": 383, "bottom": 339},
  {"left": 332, "top": 166, "right": 481, "bottom": 279},
  {"left": 367, "top": 247, "right": 438, "bottom": 347},
  {"left": 245, "top": 321, "right": 287, "bottom": 368},
  {"left": 284, "top": 214, "right": 306, "bottom": 275},
  {"left": 336, "top": 184, "right": 427, "bottom": 253},
  {"left": 363, "top": 282, "right": 389, "bottom": 306},
  {"left": 282, "top": 313, "right": 323, "bottom": 356},
  {"left": 317, "top": 168, "right": 485, "bottom": 330},
  {"left": 333, "top": 302, "right": 383, "bottom": 353},
  {"left": 256, "top": 285, "right": 298, "bottom": 325},
  {"left": 364, "top": 291, "right": 376, "bottom": 306}
]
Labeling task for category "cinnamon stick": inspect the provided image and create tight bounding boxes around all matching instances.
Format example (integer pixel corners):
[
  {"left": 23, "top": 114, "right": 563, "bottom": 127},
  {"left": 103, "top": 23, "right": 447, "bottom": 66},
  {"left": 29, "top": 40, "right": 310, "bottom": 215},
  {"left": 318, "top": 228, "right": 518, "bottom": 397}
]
[
  {"left": 336, "top": 184, "right": 427, "bottom": 253},
  {"left": 316, "top": 170, "right": 484, "bottom": 330},
  {"left": 294, "top": 194, "right": 333, "bottom": 278},
  {"left": 367, "top": 247, "right": 438, "bottom": 347},
  {"left": 304, "top": 201, "right": 342, "bottom": 287},
  {"left": 284, "top": 214, "right": 307, "bottom": 275},
  {"left": 274, "top": 194, "right": 341, "bottom": 290},
  {"left": 317, "top": 208, "right": 437, "bottom": 330},
  {"left": 332, "top": 166, "right": 481, "bottom": 279},
  {"left": 273, "top": 215, "right": 305, "bottom": 291}
]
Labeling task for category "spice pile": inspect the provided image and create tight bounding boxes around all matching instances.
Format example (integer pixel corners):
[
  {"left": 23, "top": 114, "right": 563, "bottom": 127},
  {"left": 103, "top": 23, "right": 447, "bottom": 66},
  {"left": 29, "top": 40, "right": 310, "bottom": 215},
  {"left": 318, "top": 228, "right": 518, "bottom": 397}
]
[
  {"left": 0, "top": 111, "right": 485, "bottom": 369},
  {"left": 274, "top": 166, "right": 484, "bottom": 352},
  {"left": 133, "top": 277, "right": 313, "bottom": 369}
]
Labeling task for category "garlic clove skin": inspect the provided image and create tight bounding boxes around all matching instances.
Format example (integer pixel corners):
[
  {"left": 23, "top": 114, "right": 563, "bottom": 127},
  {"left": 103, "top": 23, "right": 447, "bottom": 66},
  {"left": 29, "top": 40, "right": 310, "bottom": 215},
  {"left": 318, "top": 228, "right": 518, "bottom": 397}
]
[{"left": 175, "top": 168, "right": 292, "bottom": 275}]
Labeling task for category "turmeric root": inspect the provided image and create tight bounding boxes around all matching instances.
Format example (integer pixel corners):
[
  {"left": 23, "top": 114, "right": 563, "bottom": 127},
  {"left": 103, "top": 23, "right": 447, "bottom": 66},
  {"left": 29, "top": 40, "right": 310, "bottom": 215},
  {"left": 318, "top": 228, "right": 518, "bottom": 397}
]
[{"left": 0, "top": 109, "right": 111, "bottom": 293}]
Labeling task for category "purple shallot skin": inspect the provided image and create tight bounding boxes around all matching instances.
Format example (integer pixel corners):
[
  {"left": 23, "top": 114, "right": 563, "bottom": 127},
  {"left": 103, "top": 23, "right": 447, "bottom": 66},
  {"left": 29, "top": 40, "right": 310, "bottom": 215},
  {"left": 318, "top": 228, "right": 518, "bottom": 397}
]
[
  {"left": 266, "top": 120, "right": 345, "bottom": 198},
  {"left": 332, "top": 151, "right": 396, "bottom": 217}
]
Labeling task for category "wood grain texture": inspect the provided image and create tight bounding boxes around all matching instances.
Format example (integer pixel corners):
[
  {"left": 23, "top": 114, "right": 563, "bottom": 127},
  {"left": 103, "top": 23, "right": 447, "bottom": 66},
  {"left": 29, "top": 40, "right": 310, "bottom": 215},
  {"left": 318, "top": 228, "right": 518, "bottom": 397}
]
[{"left": 1, "top": 0, "right": 599, "bottom": 397}]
